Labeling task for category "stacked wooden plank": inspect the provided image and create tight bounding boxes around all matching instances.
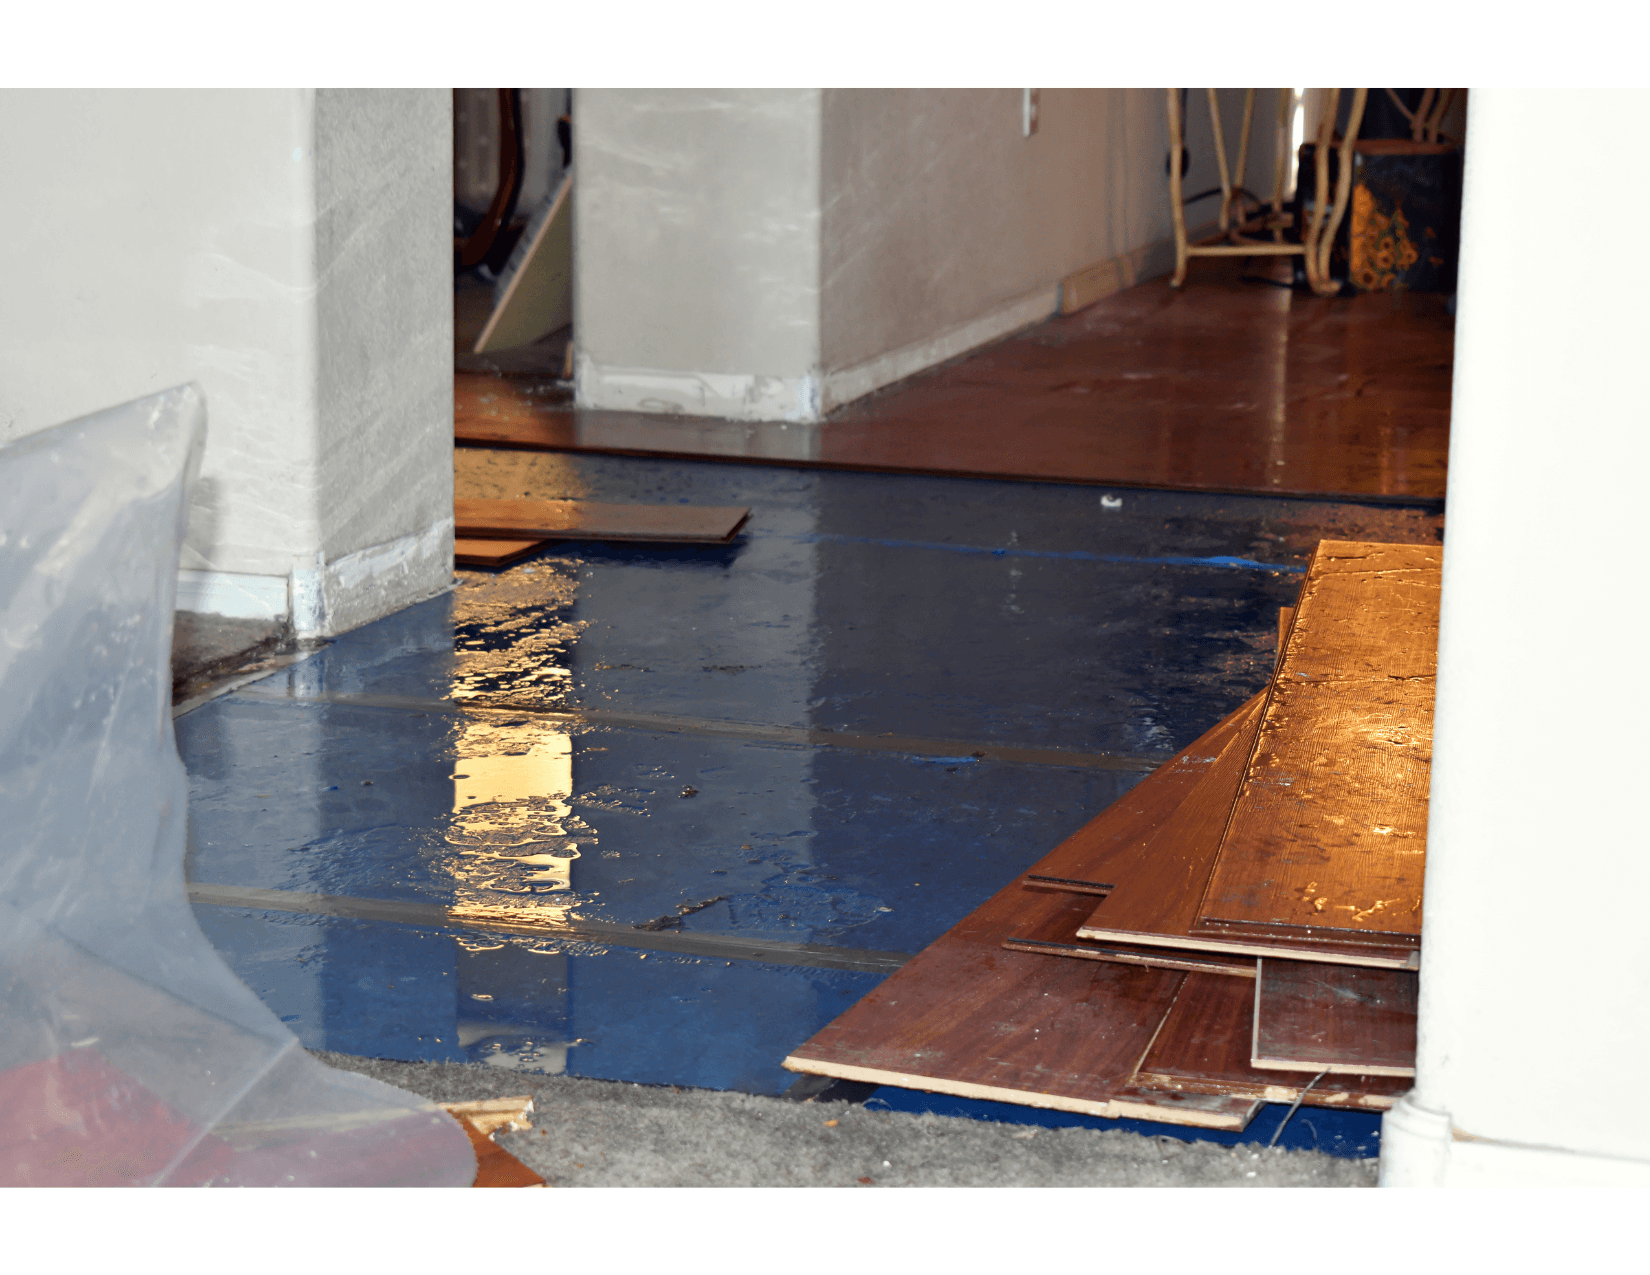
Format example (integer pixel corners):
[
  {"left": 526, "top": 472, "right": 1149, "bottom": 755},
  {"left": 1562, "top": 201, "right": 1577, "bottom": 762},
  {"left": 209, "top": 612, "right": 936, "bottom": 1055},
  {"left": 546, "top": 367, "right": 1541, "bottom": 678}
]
[
  {"left": 454, "top": 497, "right": 751, "bottom": 567},
  {"left": 783, "top": 540, "right": 1438, "bottom": 1129}
]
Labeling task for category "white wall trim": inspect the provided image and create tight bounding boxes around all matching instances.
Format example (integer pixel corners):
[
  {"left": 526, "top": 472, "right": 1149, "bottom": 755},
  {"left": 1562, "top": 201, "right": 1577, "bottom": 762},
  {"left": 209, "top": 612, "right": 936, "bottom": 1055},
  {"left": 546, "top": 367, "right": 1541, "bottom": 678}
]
[
  {"left": 1380, "top": 1094, "right": 1650, "bottom": 1186},
  {"left": 178, "top": 518, "right": 454, "bottom": 637},
  {"left": 176, "top": 569, "right": 289, "bottom": 623},
  {"left": 820, "top": 283, "right": 1060, "bottom": 416},
  {"left": 293, "top": 517, "right": 455, "bottom": 638},
  {"left": 575, "top": 358, "right": 822, "bottom": 423}
]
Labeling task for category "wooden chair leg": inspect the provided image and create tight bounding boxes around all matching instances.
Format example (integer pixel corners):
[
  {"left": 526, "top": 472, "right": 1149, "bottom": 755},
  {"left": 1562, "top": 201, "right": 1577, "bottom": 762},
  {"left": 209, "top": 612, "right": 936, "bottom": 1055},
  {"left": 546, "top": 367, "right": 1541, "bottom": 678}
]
[
  {"left": 1313, "top": 87, "right": 1367, "bottom": 294},
  {"left": 1168, "top": 88, "right": 1189, "bottom": 288}
]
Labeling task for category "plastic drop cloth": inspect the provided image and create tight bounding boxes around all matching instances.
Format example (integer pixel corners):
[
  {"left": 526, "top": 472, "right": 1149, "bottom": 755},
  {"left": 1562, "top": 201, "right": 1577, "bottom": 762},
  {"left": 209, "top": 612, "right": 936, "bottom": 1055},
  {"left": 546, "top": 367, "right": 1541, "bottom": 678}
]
[{"left": 0, "top": 386, "right": 476, "bottom": 1187}]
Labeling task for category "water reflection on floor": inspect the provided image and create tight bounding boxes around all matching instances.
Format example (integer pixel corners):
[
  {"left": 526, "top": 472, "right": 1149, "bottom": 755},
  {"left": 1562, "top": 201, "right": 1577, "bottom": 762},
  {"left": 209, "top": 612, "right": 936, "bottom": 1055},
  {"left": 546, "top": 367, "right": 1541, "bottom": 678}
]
[{"left": 180, "top": 453, "right": 1439, "bottom": 1153}]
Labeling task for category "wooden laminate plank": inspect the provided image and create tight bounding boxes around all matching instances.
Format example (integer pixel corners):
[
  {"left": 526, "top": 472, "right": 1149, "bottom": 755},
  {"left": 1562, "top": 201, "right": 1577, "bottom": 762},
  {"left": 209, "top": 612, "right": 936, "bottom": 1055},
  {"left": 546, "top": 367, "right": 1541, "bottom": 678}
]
[
  {"left": 1069, "top": 694, "right": 1418, "bottom": 967},
  {"left": 1135, "top": 971, "right": 1411, "bottom": 1110},
  {"left": 455, "top": 497, "right": 750, "bottom": 545},
  {"left": 454, "top": 537, "right": 548, "bottom": 568},
  {"left": 1251, "top": 958, "right": 1418, "bottom": 1077},
  {"left": 782, "top": 700, "right": 1265, "bottom": 1129},
  {"left": 454, "top": 256, "right": 1451, "bottom": 504},
  {"left": 1193, "top": 540, "right": 1439, "bottom": 945},
  {"left": 1000, "top": 936, "right": 1256, "bottom": 979},
  {"left": 454, "top": 1114, "right": 547, "bottom": 1187}
]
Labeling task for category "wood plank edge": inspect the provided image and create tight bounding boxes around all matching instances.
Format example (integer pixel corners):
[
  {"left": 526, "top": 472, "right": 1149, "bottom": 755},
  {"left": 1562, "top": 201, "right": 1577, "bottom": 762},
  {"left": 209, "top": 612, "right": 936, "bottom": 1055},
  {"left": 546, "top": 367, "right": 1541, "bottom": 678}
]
[
  {"left": 1132, "top": 1072, "right": 1398, "bottom": 1111},
  {"left": 1072, "top": 926, "right": 1417, "bottom": 969},
  {"left": 1249, "top": 1057, "right": 1417, "bottom": 1078},
  {"left": 779, "top": 1057, "right": 1253, "bottom": 1130},
  {"left": 1000, "top": 938, "right": 1256, "bottom": 979}
]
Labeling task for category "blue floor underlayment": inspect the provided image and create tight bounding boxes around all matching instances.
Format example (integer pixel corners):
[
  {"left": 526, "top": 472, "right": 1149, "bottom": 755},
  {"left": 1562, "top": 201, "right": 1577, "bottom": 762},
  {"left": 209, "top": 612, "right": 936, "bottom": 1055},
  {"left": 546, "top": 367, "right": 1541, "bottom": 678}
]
[{"left": 180, "top": 455, "right": 1442, "bottom": 1160}]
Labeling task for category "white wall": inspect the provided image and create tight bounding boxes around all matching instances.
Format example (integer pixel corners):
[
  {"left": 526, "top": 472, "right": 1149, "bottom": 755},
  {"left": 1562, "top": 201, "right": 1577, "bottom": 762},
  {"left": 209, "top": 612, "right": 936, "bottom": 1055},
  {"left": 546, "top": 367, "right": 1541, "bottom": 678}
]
[
  {"left": 574, "top": 88, "right": 824, "bottom": 422},
  {"left": 574, "top": 88, "right": 1238, "bottom": 423},
  {"left": 1379, "top": 89, "right": 1650, "bottom": 1187},
  {"left": 0, "top": 89, "right": 453, "bottom": 638},
  {"left": 820, "top": 88, "right": 1244, "bottom": 409}
]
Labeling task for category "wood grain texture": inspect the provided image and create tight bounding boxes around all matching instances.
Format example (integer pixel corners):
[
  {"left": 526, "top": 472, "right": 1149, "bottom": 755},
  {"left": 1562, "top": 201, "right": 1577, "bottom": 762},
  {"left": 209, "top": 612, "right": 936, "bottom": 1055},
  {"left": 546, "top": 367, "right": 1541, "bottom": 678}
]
[
  {"left": 455, "top": 497, "right": 750, "bottom": 544},
  {"left": 1067, "top": 685, "right": 1416, "bottom": 968},
  {"left": 1251, "top": 958, "right": 1418, "bottom": 1076},
  {"left": 454, "top": 537, "right": 547, "bottom": 568},
  {"left": 1136, "top": 972, "right": 1411, "bottom": 1110},
  {"left": 1072, "top": 695, "right": 1265, "bottom": 945},
  {"left": 455, "top": 256, "right": 1451, "bottom": 503},
  {"left": 1195, "top": 540, "right": 1439, "bottom": 944},
  {"left": 782, "top": 700, "right": 1265, "bottom": 1129}
]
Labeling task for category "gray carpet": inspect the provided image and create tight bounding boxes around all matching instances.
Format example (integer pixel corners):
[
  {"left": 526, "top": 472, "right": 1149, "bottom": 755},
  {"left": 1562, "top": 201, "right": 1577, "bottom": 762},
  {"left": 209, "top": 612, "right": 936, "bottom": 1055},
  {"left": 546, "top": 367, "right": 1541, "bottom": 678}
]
[{"left": 314, "top": 1051, "right": 1376, "bottom": 1188}]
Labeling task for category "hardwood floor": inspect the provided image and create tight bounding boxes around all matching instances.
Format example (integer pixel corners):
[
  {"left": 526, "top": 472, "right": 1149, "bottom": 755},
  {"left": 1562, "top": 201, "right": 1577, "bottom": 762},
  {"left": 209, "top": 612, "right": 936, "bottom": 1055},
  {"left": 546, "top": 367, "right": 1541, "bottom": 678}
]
[{"left": 455, "top": 259, "right": 1452, "bottom": 503}]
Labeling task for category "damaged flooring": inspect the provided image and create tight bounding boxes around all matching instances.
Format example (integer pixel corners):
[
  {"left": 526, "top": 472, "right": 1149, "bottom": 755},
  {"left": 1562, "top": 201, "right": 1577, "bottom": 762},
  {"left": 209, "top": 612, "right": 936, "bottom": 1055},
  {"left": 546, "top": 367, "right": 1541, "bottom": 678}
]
[
  {"left": 180, "top": 448, "right": 1443, "bottom": 1174},
  {"left": 316, "top": 1051, "right": 1375, "bottom": 1187}
]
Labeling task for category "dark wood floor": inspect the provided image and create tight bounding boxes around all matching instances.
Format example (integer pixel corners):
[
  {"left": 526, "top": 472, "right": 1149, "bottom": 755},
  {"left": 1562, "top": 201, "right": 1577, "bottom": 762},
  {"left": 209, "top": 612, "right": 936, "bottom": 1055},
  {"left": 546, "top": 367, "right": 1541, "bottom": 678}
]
[{"left": 456, "top": 259, "right": 1452, "bottom": 504}]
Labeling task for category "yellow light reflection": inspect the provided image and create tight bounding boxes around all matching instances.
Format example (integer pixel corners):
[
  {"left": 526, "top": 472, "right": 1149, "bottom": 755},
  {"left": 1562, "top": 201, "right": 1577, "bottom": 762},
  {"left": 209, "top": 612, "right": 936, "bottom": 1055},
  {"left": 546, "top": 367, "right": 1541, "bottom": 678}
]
[{"left": 445, "top": 717, "right": 583, "bottom": 928}]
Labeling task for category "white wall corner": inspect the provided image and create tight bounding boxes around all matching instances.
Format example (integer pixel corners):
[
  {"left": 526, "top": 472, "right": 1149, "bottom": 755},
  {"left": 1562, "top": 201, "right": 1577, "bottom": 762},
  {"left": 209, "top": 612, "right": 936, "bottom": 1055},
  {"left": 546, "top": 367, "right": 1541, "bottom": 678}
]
[
  {"left": 820, "top": 284, "right": 1058, "bottom": 415},
  {"left": 575, "top": 355, "right": 824, "bottom": 423},
  {"left": 292, "top": 517, "right": 454, "bottom": 639}
]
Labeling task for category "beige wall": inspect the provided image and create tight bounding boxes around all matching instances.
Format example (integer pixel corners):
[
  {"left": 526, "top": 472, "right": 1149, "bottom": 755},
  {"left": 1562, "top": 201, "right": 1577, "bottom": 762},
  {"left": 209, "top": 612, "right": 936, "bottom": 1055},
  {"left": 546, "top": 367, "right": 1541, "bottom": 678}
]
[
  {"left": 574, "top": 88, "right": 824, "bottom": 421},
  {"left": 0, "top": 89, "right": 453, "bottom": 637},
  {"left": 819, "top": 88, "right": 1159, "bottom": 376},
  {"left": 574, "top": 87, "right": 1277, "bottom": 422}
]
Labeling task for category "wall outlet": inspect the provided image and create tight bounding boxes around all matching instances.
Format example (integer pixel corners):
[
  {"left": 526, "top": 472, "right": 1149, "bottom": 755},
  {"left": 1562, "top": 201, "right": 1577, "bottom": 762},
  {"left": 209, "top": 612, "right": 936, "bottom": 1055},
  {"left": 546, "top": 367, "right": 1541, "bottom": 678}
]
[{"left": 1022, "top": 88, "right": 1040, "bottom": 137}]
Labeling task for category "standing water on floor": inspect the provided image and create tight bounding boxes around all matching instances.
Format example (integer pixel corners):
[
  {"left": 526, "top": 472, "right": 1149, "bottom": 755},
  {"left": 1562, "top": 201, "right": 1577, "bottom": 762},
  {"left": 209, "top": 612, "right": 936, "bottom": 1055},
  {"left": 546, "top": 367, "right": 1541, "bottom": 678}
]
[{"left": 180, "top": 453, "right": 1440, "bottom": 1156}]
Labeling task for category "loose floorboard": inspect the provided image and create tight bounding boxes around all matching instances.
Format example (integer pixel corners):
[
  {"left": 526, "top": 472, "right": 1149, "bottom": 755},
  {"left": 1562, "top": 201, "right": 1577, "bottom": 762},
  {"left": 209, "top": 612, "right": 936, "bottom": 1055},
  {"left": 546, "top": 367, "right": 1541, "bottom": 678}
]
[
  {"left": 1251, "top": 959, "right": 1418, "bottom": 1077},
  {"left": 1135, "top": 972, "right": 1411, "bottom": 1111},
  {"left": 454, "top": 260, "right": 1451, "bottom": 502},
  {"left": 454, "top": 496, "right": 750, "bottom": 544},
  {"left": 1194, "top": 540, "right": 1440, "bottom": 947},
  {"left": 783, "top": 703, "right": 1269, "bottom": 1128},
  {"left": 454, "top": 537, "right": 548, "bottom": 568},
  {"left": 453, "top": 1114, "right": 547, "bottom": 1187},
  {"left": 1000, "top": 935, "right": 1258, "bottom": 979}
]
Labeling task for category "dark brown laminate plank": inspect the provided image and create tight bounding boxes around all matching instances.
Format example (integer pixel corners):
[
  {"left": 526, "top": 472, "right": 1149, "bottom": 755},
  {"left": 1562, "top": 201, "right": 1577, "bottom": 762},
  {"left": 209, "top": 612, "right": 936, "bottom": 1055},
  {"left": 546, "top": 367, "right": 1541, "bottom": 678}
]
[
  {"left": 782, "top": 700, "right": 1264, "bottom": 1128},
  {"left": 454, "top": 496, "right": 750, "bottom": 544},
  {"left": 1000, "top": 937, "right": 1257, "bottom": 979},
  {"left": 1251, "top": 958, "right": 1418, "bottom": 1077},
  {"left": 1137, "top": 971, "right": 1410, "bottom": 1110},
  {"left": 1193, "top": 540, "right": 1439, "bottom": 945}
]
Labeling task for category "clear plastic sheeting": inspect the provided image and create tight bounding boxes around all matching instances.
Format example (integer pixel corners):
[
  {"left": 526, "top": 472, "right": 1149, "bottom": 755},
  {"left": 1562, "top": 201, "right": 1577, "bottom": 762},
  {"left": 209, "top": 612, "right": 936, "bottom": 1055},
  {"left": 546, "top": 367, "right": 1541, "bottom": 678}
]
[{"left": 0, "top": 386, "right": 476, "bottom": 1186}]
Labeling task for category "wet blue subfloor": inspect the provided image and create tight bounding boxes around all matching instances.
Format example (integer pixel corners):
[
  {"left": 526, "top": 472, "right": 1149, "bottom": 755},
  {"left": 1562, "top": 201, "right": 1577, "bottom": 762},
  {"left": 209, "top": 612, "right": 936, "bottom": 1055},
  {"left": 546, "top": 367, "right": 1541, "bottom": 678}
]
[{"left": 181, "top": 455, "right": 1440, "bottom": 1159}]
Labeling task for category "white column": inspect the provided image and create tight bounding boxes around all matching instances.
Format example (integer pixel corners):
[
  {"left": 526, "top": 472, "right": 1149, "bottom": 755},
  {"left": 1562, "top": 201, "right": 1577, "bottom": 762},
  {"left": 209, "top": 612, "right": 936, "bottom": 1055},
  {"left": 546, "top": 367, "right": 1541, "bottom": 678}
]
[
  {"left": 573, "top": 88, "right": 824, "bottom": 423},
  {"left": 1380, "top": 89, "right": 1650, "bottom": 1186},
  {"left": 0, "top": 89, "right": 453, "bottom": 638}
]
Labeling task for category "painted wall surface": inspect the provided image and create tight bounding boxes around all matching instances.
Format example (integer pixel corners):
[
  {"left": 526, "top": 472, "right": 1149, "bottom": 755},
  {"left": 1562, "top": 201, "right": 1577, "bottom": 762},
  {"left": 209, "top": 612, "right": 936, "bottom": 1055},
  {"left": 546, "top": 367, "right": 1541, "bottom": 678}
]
[
  {"left": 820, "top": 88, "right": 1166, "bottom": 377},
  {"left": 574, "top": 88, "right": 823, "bottom": 421},
  {"left": 573, "top": 87, "right": 1270, "bottom": 421},
  {"left": 0, "top": 89, "right": 453, "bottom": 637},
  {"left": 1380, "top": 89, "right": 1650, "bottom": 1186},
  {"left": 0, "top": 89, "right": 321, "bottom": 579},
  {"left": 310, "top": 89, "right": 454, "bottom": 637}
]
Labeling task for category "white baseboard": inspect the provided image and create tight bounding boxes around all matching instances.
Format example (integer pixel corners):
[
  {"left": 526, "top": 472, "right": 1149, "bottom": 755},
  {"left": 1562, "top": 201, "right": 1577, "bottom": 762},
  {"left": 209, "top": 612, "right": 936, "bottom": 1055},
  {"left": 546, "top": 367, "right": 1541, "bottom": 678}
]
[
  {"left": 575, "top": 357, "right": 822, "bottom": 423},
  {"left": 292, "top": 518, "right": 455, "bottom": 638},
  {"left": 1380, "top": 1094, "right": 1650, "bottom": 1186},
  {"left": 178, "top": 519, "right": 454, "bottom": 638},
  {"left": 176, "top": 569, "right": 288, "bottom": 622},
  {"left": 820, "top": 284, "right": 1060, "bottom": 415}
]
